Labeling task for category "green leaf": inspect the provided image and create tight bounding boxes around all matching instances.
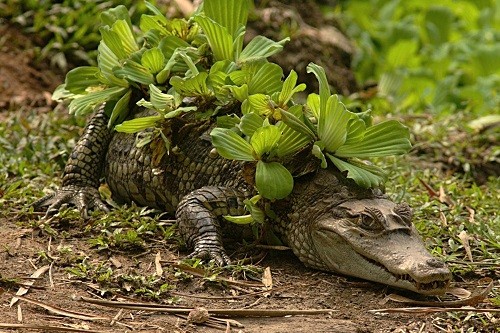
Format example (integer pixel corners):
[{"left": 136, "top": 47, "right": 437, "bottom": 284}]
[
  {"left": 194, "top": 15, "right": 234, "bottom": 61},
  {"left": 159, "top": 36, "right": 191, "bottom": 60},
  {"left": 114, "top": 115, "right": 162, "bottom": 133},
  {"left": 178, "top": 51, "right": 199, "bottom": 75},
  {"left": 65, "top": 67, "right": 101, "bottom": 94},
  {"left": 141, "top": 48, "right": 165, "bottom": 74},
  {"left": 217, "top": 114, "right": 241, "bottom": 129},
  {"left": 111, "top": 19, "right": 139, "bottom": 56},
  {"left": 223, "top": 214, "right": 255, "bottom": 224},
  {"left": 335, "top": 120, "right": 411, "bottom": 158},
  {"left": 68, "top": 86, "right": 128, "bottom": 116},
  {"left": 386, "top": 39, "right": 419, "bottom": 69},
  {"left": 100, "top": 5, "right": 132, "bottom": 30},
  {"left": 145, "top": 1, "right": 166, "bottom": 17},
  {"left": 100, "top": 20, "right": 139, "bottom": 60},
  {"left": 250, "top": 125, "right": 281, "bottom": 158},
  {"left": 100, "top": 27, "right": 128, "bottom": 59},
  {"left": 327, "top": 154, "right": 386, "bottom": 188},
  {"left": 227, "top": 84, "right": 249, "bottom": 102},
  {"left": 210, "top": 127, "right": 255, "bottom": 161},
  {"left": 52, "top": 84, "right": 75, "bottom": 102},
  {"left": 318, "top": 95, "right": 353, "bottom": 152},
  {"left": 140, "top": 14, "right": 170, "bottom": 36},
  {"left": 97, "top": 42, "right": 129, "bottom": 87},
  {"left": 149, "top": 84, "right": 174, "bottom": 111},
  {"left": 240, "top": 112, "right": 264, "bottom": 136},
  {"left": 163, "top": 106, "right": 197, "bottom": 119},
  {"left": 114, "top": 60, "right": 155, "bottom": 85},
  {"left": 170, "top": 72, "right": 211, "bottom": 97},
  {"left": 306, "top": 93, "right": 320, "bottom": 118},
  {"left": 208, "top": 60, "right": 237, "bottom": 99},
  {"left": 248, "top": 62, "right": 283, "bottom": 95},
  {"left": 255, "top": 161, "right": 293, "bottom": 200},
  {"left": 277, "top": 106, "right": 313, "bottom": 157},
  {"left": 239, "top": 36, "right": 290, "bottom": 63},
  {"left": 343, "top": 117, "right": 366, "bottom": 145},
  {"left": 425, "top": 6, "right": 453, "bottom": 45},
  {"left": 228, "top": 69, "right": 249, "bottom": 85},
  {"left": 278, "top": 70, "right": 306, "bottom": 106},
  {"left": 247, "top": 94, "right": 272, "bottom": 116},
  {"left": 312, "top": 143, "right": 327, "bottom": 168},
  {"left": 306, "top": 63, "right": 330, "bottom": 118},
  {"left": 278, "top": 106, "right": 316, "bottom": 139},
  {"left": 203, "top": 0, "right": 249, "bottom": 39},
  {"left": 244, "top": 195, "right": 265, "bottom": 223},
  {"left": 108, "top": 89, "right": 131, "bottom": 127}
]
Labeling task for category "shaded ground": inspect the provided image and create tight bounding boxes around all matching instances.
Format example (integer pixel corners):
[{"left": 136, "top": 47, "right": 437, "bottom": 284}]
[{"left": 0, "top": 17, "right": 498, "bottom": 333}]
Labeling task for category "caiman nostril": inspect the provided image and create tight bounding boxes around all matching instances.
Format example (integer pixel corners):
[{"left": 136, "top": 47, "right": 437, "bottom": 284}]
[{"left": 426, "top": 258, "right": 445, "bottom": 268}]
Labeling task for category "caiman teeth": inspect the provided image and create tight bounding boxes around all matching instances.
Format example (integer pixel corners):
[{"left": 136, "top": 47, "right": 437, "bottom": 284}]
[
  {"left": 363, "top": 256, "right": 449, "bottom": 291},
  {"left": 396, "top": 273, "right": 449, "bottom": 290}
]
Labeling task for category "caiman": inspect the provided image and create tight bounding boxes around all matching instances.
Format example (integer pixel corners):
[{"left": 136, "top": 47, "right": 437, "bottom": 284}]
[{"left": 34, "top": 106, "right": 452, "bottom": 295}]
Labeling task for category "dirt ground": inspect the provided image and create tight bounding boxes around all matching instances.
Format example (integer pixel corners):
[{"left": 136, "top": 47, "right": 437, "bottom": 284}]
[{"left": 0, "top": 22, "right": 497, "bottom": 333}]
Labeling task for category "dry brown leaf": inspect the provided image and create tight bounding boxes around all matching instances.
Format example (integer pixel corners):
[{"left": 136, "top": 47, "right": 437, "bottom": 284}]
[
  {"left": 418, "top": 178, "right": 439, "bottom": 198},
  {"left": 439, "top": 185, "right": 454, "bottom": 206},
  {"left": 446, "top": 287, "right": 472, "bottom": 299},
  {"left": 155, "top": 251, "right": 163, "bottom": 276},
  {"left": 458, "top": 230, "right": 474, "bottom": 262},
  {"left": 262, "top": 267, "right": 273, "bottom": 289},
  {"left": 10, "top": 265, "right": 49, "bottom": 307},
  {"left": 439, "top": 211, "right": 448, "bottom": 227},
  {"left": 383, "top": 280, "right": 493, "bottom": 308},
  {"left": 109, "top": 256, "right": 122, "bottom": 268},
  {"left": 466, "top": 206, "right": 475, "bottom": 223}
]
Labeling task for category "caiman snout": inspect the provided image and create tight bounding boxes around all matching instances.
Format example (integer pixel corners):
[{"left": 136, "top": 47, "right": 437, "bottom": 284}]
[{"left": 310, "top": 198, "right": 452, "bottom": 295}]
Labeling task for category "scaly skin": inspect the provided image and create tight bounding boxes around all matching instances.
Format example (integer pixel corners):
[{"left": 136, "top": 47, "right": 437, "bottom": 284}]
[{"left": 34, "top": 107, "right": 452, "bottom": 295}]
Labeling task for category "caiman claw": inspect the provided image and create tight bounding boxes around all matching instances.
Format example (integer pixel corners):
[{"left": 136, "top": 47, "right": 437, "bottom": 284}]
[
  {"left": 188, "top": 244, "right": 232, "bottom": 266},
  {"left": 32, "top": 185, "right": 109, "bottom": 219}
]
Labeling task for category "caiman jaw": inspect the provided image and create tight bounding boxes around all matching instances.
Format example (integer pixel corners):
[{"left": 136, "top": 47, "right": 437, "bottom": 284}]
[
  {"left": 311, "top": 199, "right": 452, "bottom": 295},
  {"left": 354, "top": 250, "right": 451, "bottom": 293}
]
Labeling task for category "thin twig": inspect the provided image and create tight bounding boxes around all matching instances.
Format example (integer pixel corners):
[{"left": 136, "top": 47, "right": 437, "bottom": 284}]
[
  {"left": 0, "top": 323, "right": 108, "bottom": 333},
  {"left": 79, "top": 296, "right": 336, "bottom": 317},
  {"left": 369, "top": 307, "right": 500, "bottom": 314}
]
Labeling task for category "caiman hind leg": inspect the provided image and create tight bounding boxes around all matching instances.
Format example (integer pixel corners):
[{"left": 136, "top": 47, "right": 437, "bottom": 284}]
[
  {"left": 176, "top": 186, "right": 248, "bottom": 265},
  {"left": 32, "top": 107, "right": 113, "bottom": 218}
]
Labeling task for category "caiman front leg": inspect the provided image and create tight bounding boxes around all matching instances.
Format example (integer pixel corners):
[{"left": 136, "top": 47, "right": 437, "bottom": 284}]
[
  {"left": 32, "top": 106, "right": 113, "bottom": 218},
  {"left": 176, "top": 186, "right": 248, "bottom": 265}
]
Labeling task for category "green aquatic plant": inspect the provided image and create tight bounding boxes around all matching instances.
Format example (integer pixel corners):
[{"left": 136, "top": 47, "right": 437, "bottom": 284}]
[{"left": 53, "top": 0, "right": 411, "bottom": 204}]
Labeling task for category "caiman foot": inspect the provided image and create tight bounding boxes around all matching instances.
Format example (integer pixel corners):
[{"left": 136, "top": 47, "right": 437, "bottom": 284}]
[
  {"left": 188, "top": 243, "right": 232, "bottom": 266},
  {"left": 32, "top": 185, "right": 109, "bottom": 219}
]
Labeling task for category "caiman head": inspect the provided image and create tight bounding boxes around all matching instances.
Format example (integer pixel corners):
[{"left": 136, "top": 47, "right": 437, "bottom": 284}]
[{"left": 285, "top": 170, "right": 452, "bottom": 295}]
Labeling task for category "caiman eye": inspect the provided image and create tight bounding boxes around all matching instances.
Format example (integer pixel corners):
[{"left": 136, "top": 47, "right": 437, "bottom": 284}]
[
  {"left": 358, "top": 207, "right": 385, "bottom": 231},
  {"left": 359, "top": 214, "right": 382, "bottom": 231}
]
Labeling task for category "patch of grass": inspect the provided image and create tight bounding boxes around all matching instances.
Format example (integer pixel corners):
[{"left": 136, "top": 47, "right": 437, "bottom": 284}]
[
  {"left": 0, "top": 106, "right": 82, "bottom": 214},
  {"left": 87, "top": 206, "right": 177, "bottom": 252},
  {"left": 0, "top": 0, "right": 157, "bottom": 69}
]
